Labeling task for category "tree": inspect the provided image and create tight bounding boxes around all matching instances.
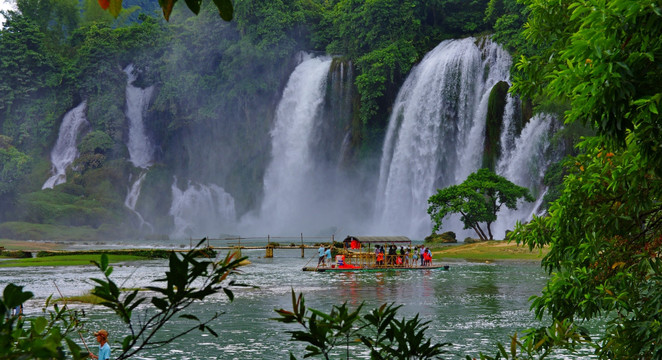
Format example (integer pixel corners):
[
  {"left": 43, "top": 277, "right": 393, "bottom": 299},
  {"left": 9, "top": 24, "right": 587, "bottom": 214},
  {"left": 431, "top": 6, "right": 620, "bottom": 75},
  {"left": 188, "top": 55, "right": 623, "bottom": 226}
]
[
  {"left": 511, "top": 0, "right": 662, "bottom": 174},
  {"left": 273, "top": 290, "right": 451, "bottom": 360},
  {"left": 427, "top": 168, "right": 533, "bottom": 241},
  {"left": 495, "top": 0, "right": 662, "bottom": 358},
  {"left": 507, "top": 139, "right": 662, "bottom": 359}
]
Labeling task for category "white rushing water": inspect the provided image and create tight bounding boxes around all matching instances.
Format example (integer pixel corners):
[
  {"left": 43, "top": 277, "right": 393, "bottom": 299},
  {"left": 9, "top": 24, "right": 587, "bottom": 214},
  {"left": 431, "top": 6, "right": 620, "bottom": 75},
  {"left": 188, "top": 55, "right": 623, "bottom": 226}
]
[
  {"left": 122, "top": 64, "right": 156, "bottom": 232},
  {"left": 170, "top": 178, "right": 237, "bottom": 239},
  {"left": 373, "top": 38, "right": 514, "bottom": 238},
  {"left": 123, "top": 64, "right": 154, "bottom": 169},
  {"left": 253, "top": 54, "right": 334, "bottom": 234},
  {"left": 124, "top": 172, "right": 153, "bottom": 232},
  {"left": 491, "top": 113, "right": 555, "bottom": 237},
  {"left": 42, "top": 101, "right": 88, "bottom": 189}
]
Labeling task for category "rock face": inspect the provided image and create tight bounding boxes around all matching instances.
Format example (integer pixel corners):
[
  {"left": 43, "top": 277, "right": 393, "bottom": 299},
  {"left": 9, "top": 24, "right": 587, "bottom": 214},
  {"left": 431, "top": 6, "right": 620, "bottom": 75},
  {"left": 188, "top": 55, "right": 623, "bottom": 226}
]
[
  {"left": 425, "top": 231, "right": 458, "bottom": 244},
  {"left": 483, "top": 80, "right": 510, "bottom": 171}
]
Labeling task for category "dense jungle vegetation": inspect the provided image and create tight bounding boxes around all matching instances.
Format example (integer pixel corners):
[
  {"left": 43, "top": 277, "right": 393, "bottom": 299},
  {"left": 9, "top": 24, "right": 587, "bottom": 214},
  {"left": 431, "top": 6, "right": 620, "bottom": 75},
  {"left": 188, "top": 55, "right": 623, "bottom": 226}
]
[{"left": 0, "top": 0, "right": 530, "bottom": 239}]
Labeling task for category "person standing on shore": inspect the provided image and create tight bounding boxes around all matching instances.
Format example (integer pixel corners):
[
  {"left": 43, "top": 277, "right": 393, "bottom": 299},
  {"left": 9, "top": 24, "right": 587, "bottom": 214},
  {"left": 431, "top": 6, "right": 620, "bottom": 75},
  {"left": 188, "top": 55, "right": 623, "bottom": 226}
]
[{"left": 90, "top": 329, "right": 110, "bottom": 360}]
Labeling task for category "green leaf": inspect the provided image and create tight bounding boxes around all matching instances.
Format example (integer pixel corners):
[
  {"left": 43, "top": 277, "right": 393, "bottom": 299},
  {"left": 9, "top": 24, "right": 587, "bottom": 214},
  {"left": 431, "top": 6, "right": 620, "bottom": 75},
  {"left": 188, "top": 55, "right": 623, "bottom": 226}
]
[
  {"left": 2, "top": 283, "right": 33, "bottom": 308},
  {"left": 212, "top": 0, "right": 233, "bottom": 21},
  {"left": 33, "top": 316, "right": 48, "bottom": 333},
  {"left": 108, "top": 0, "right": 122, "bottom": 18},
  {"left": 152, "top": 297, "right": 169, "bottom": 311},
  {"left": 184, "top": 0, "right": 201, "bottom": 14},
  {"left": 100, "top": 254, "right": 108, "bottom": 271}
]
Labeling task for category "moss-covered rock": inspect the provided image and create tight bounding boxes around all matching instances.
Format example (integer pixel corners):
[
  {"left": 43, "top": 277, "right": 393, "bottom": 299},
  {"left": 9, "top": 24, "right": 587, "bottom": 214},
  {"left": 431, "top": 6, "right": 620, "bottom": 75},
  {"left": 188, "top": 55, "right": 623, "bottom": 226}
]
[
  {"left": 425, "top": 231, "right": 457, "bottom": 244},
  {"left": 483, "top": 81, "right": 509, "bottom": 171}
]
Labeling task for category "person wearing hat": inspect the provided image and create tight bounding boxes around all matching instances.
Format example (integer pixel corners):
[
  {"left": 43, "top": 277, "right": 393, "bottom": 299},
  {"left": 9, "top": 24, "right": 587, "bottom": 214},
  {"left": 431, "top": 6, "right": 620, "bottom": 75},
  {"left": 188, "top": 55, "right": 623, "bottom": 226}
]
[{"left": 90, "top": 329, "right": 110, "bottom": 360}]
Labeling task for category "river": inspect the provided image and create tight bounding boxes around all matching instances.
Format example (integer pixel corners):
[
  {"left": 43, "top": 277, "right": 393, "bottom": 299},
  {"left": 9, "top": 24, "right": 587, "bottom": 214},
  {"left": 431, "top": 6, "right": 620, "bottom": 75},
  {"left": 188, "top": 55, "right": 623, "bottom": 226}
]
[{"left": 1, "top": 246, "right": 550, "bottom": 359}]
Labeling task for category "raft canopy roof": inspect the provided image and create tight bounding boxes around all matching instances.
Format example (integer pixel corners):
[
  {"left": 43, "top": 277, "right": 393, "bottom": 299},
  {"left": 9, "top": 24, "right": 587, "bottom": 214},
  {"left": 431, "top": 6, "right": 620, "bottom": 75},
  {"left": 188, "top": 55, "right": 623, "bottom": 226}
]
[{"left": 344, "top": 236, "right": 411, "bottom": 243}]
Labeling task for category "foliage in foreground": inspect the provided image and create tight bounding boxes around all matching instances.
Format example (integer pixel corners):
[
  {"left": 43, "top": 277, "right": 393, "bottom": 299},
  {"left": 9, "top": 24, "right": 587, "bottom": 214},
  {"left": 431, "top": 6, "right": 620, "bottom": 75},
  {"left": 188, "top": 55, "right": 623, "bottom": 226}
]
[
  {"left": 274, "top": 290, "right": 451, "bottom": 360},
  {"left": 0, "top": 239, "right": 247, "bottom": 359},
  {"left": 428, "top": 168, "right": 533, "bottom": 241},
  {"left": 494, "top": 0, "right": 662, "bottom": 358},
  {"left": 1, "top": 284, "right": 87, "bottom": 359},
  {"left": 89, "top": 240, "right": 247, "bottom": 359}
]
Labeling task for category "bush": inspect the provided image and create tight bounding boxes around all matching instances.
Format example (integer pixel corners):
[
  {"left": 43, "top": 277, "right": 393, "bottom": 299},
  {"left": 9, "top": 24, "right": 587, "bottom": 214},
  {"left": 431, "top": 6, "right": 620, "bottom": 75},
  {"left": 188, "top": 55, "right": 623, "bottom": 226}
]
[{"left": 2, "top": 250, "right": 32, "bottom": 258}]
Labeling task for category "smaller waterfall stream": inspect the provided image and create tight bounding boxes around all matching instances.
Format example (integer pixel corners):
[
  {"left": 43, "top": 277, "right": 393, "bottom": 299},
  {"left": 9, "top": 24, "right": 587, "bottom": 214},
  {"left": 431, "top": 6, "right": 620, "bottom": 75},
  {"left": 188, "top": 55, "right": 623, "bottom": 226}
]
[
  {"left": 122, "top": 64, "right": 155, "bottom": 230},
  {"left": 124, "top": 172, "right": 153, "bottom": 232},
  {"left": 491, "top": 113, "right": 555, "bottom": 237},
  {"left": 124, "top": 64, "right": 155, "bottom": 169},
  {"left": 42, "top": 101, "right": 88, "bottom": 189},
  {"left": 170, "top": 179, "right": 237, "bottom": 239}
]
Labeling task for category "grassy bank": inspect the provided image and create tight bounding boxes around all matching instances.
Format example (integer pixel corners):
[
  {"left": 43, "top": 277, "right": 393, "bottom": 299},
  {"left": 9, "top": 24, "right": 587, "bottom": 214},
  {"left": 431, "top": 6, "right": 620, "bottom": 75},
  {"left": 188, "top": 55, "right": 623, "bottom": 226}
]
[
  {"left": 432, "top": 240, "right": 547, "bottom": 262},
  {"left": 0, "top": 254, "right": 152, "bottom": 268}
]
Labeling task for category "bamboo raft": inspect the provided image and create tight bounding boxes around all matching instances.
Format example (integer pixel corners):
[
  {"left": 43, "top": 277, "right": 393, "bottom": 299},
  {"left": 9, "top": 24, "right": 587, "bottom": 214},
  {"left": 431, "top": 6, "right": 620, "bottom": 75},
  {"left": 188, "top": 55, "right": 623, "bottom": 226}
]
[{"left": 303, "top": 236, "right": 450, "bottom": 272}]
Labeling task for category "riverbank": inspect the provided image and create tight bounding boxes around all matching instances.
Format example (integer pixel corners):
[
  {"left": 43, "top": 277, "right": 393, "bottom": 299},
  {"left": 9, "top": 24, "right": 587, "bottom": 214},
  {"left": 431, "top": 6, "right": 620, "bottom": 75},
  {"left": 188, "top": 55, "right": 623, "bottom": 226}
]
[
  {"left": 432, "top": 240, "right": 547, "bottom": 262},
  {"left": 1, "top": 238, "right": 547, "bottom": 265},
  {"left": 0, "top": 254, "right": 154, "bottom": 268}
]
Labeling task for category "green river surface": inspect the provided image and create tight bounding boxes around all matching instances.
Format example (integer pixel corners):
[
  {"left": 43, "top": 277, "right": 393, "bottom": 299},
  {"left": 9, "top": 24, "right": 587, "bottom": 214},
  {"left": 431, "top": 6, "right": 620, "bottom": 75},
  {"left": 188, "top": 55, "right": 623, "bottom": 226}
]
[{"left": 2, "top": 247, "right": 559, "bottom": 359}]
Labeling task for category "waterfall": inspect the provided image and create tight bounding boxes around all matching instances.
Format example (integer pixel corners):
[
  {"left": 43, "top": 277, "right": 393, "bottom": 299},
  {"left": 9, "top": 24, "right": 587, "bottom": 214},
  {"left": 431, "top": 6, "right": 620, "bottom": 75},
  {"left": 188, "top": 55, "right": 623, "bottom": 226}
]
[
  {"left": 124, "top": 172, "right": 153, "bottom": 232},
  {"left": 122, "top": 64, "right": 155, "bottom": 231},
  {"left": 374, "top": 38, "right": 512, "bottom": 238},
  {"left": 253, "top": 54, "right": 334, "bottom": 234},
  {"left": 124, "top": 64, "right": 154, "bottom": 169},
  {"left": 491, "top": 113, "right": 555, "bottom": 237},
  {"left": 42, "top": 101, "right": 88, "bottom": 189},
  {"left": 169, "top": 178, "right": 237, "bottom": 239}
]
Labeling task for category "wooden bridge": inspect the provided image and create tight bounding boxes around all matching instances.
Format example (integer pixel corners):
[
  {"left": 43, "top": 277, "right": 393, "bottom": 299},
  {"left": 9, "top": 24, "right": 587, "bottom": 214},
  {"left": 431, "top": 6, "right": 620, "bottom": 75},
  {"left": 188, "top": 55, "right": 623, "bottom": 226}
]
[{"left": 204, "top": 234, "right": 336, "bottom": 258}]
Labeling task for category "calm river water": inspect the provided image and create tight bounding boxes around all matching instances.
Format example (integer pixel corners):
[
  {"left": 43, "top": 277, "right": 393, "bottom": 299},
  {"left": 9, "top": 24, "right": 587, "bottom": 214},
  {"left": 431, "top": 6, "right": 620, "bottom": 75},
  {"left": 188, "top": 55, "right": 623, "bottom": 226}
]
[{"left": 1, "top": 247, "right": 550, "bottom": 359}]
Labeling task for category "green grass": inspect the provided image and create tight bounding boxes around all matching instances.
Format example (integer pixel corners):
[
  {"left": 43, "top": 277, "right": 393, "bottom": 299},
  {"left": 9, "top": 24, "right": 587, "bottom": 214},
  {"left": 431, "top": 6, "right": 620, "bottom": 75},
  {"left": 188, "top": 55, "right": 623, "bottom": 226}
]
[
  {"left": 433, "top": 240, "right": 548, "bottom": 261},
  {"left": 0, "top": 254, "right": 151, "bottom": 267}
]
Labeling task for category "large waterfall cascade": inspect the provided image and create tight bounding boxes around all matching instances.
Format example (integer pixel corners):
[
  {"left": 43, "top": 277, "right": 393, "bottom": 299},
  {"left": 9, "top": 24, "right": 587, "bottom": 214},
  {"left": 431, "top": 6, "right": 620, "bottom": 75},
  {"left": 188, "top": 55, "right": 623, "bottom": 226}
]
[
  {"left": 237, "top": 53, "right": 373, "bottom": 237},
  {"left": 42, "top": 101, "right": 89, "bottom": 189},
  {"left": 122, "top": 64, "right": 156, "bottom": 231},
  {"left": 124, "top": 40, "right": 556, "bottom": 240},
  {"left": 253, "top": 54, "right": 334, "bottom": 234},
  {"left": 373, "top": 37, "right": 554, "bottom": 239}
]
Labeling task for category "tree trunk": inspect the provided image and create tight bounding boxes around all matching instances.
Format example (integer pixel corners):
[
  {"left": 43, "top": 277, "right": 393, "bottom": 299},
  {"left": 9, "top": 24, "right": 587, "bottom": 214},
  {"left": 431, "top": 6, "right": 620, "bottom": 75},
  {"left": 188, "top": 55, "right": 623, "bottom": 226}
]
[
  {"left": 472, "top": 224, "right": 488, "bottom": 241},
  {"left": 486, "top": 222, "right": 494, "bottom": 240}
]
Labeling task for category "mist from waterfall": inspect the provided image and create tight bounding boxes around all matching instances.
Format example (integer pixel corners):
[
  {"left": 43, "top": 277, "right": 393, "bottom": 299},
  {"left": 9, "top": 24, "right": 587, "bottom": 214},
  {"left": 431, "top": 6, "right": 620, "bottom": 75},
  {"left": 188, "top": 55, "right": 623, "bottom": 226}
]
[
  {"left": 373, "top": 38, "right": 513, "bottom": 238},
  {"left": 169, "top": 179, "right": 237, "bottom": 239},
  {"left": 42, "top": 101, "right": 88, "bottom": 189}
]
